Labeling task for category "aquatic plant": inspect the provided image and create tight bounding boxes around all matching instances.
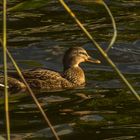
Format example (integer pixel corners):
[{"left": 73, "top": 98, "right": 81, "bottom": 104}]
[
  {"left": 1, "top": 0, "right": 60, "bottom": 140},
  {"left": 58, "top": 0, "right": 140, "bottom": 101},
  {"left": 2, "top": 0, "right": 10, "bottom": 139}
]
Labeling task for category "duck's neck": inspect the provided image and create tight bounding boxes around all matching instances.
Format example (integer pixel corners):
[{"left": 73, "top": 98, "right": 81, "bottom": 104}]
[{"left": 63, "top": 66, "right": 85, "bottom": 86}]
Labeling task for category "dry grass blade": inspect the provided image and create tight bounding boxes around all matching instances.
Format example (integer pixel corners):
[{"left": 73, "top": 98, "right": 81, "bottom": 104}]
[
  {"left": 2, "top": 0, "right": 11, "bottom": 139},
  {"left": 101, "top": 1, "right": 117, "bottom": 52},
  {"left": 0, "top": 38, "right": 61, "bottom": 140},
  {"left": 93, "top": 0, "right": 117, "bottom": 52},
  {"left": 0, "top": 1, "right": 60, "bottom": 137},
  {"left": 58, "top": 0, "right": 140, "bottom": 102}
]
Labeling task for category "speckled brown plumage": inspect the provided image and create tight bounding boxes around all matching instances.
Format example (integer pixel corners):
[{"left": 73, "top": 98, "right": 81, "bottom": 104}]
[
  {"left": 22, "top": 69, "right": 74, "bottom": 89},
  {"left": 0, "top": 47, "right": 101, "bottom": 92}
]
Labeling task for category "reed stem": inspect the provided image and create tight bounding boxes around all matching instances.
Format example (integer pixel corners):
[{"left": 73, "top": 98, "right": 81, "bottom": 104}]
[
  {"left": 0, "top": 38, "right": 60, "bottom": 140},
  {"left": 3, "top": 0, "right": 11, "bottom": 139},
  {"left": 6, "top": 49, "right": 60, "bottom": 140},
  {"left": 58, "top": 0, "right": 140, "bottom": 101},
  {"left": 101, "top": 1, "right": 117, "bottom": 52},
  {"left": 0, "top": 37, "right": 60, "bottom": 140}
]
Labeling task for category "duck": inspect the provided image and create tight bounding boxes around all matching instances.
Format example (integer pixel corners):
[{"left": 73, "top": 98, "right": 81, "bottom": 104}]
[{"left": 0, "top": 47, "right": 101, "bottom": 92}]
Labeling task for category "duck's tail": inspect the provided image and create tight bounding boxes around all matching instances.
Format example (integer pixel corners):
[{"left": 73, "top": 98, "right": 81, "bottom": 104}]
[
  {"left": 0, "top": 83, "right": 9, "bottom": 88},
  {"left": 0, "top": 76, "right": 26, "bottom": 93}
]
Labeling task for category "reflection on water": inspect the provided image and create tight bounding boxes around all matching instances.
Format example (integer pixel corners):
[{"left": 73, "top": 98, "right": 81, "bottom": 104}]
[{"left": 0, "top": 0, "right": 140, "bottom": 140}]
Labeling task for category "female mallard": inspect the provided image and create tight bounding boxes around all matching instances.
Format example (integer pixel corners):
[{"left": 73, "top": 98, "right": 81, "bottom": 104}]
[{"left": 0, "top": 47, "right": 100, "bottom": 92}]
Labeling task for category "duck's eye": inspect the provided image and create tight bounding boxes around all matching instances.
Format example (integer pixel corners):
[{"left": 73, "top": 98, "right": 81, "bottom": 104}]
[{"left": 79, "top": 52, "right": 87, "bottom": 56}]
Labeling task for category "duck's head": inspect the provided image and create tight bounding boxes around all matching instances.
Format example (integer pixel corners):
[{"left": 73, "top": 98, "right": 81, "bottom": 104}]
[{"left": 63, "top": 47, "right": 101, "bottom": 71}]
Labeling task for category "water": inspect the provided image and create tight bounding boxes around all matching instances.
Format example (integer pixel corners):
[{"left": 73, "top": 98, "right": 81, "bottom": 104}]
[{"left": 0, "top": 0, "right": 140, "bottom": 139}]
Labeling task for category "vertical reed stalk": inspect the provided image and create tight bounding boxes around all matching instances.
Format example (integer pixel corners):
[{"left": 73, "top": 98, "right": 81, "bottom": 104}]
[
  {"left": 0, "top": 38, "right": 60, "bottom": 140},
  {"left": 3, "top": 0, "right": 11, "bottom": 139},
  {"left": 58, "top": 0, "right": 140, "bottom": 101},
  {"left": 6, "top": 49, "right": 60, "bottom": 140},
  {"left": 1, "top": 1, "right": 59, "bottom": 137}
]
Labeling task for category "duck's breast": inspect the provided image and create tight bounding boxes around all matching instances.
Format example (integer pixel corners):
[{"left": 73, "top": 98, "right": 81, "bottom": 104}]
[{"left": 63, "top": 67, "right": 85, "bottom": 85}]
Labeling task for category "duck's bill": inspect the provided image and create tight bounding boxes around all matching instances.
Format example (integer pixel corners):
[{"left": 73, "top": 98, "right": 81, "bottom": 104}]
[{"left": 87, "top": 57, "right": 101, "bottom": 64}]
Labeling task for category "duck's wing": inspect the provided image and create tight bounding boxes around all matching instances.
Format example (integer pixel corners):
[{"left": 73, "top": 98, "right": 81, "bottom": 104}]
[
  {"left": 7, "top": 68, "right": 78, "bottom": 90},
  {"left": 22, "top": 68, "right": 63, "bottom": 80},
  {"left": 21, "top": 68, "right": 74, "bottom": 90},
  {"left": 8, "top": 68, "right": 63, "bottom": 80}
]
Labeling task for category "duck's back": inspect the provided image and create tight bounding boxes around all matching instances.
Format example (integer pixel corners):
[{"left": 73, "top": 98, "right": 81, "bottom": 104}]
[
  {"left": 22, "top": 68, "right": 62, "bottom": 80},
  {"left": 9, "top": 68, "right": 74, "bottom": 90}
]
